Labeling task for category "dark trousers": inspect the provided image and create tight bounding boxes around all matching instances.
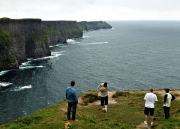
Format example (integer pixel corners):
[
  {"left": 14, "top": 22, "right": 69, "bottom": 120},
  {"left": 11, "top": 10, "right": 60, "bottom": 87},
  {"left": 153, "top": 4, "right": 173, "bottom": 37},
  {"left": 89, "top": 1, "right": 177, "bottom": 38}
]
[
  {"left": 164, "top": 106, "right": 170, "bottom": 119},
  {"left": 67, "top": 102, "right": 77, "bottom": 120},
  {"left": 101, "top": 96, "right": 108, "bottom": 106}
]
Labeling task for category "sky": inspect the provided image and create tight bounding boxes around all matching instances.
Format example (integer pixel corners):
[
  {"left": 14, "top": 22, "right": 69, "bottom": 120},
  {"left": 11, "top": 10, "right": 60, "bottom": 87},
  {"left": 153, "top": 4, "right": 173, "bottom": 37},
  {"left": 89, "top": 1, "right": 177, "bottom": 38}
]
[{"left": 1, "top": 0, "right": 180, "bottom": 21}]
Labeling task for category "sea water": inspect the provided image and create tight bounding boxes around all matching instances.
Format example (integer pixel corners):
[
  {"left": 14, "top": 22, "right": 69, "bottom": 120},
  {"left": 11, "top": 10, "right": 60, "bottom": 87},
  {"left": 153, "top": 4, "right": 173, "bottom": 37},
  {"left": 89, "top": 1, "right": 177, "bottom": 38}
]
[{"left": 0, "top": 21, "right": 180, "bottom": 124}]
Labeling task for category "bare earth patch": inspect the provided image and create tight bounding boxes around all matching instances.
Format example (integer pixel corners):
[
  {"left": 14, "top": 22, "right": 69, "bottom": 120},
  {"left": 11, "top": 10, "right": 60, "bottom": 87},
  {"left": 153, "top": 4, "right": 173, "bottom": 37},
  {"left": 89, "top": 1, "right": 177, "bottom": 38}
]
[{"left": 78, "top": 91, "right": 117, "bottom": 106}]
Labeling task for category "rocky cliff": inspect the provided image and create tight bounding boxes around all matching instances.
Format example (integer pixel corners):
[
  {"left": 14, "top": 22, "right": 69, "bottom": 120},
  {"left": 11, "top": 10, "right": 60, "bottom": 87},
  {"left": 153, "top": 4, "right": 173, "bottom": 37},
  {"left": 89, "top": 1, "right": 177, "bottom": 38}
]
[
  {"left": 0, "top": 18, "right": 112, "bottom": 71},
  {"left": 0, "top": 18, "right": 82, "bottom": 71},
  {"left": 43, "top": 21, "right": 83, "bottom": 46},
  {"left": 78, "top": 21, "right": 112, "bottom": 31}
]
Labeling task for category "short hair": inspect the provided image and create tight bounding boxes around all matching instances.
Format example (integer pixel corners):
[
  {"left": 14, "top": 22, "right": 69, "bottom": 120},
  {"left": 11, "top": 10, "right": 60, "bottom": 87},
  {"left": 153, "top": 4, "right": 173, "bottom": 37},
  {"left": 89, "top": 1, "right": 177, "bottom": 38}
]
[
  {"left": 165, "top": 88, "right": 170, "bottom": 93},
  {"left": 104, "top": 82, "right": 107, "bottom": 87},
  {"left": 71, "top": 80, "right": 75, "bottom": 86},
  {"left": 150, "top": 88, "right": 153, "bottom": 92}
]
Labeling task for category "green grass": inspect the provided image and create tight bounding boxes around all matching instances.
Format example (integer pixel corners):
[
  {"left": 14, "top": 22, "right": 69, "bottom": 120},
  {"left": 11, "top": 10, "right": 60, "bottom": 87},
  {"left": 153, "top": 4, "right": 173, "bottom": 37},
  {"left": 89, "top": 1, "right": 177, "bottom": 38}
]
[{"left": 0, "top": 91, "right": 180, "bottom": 129}]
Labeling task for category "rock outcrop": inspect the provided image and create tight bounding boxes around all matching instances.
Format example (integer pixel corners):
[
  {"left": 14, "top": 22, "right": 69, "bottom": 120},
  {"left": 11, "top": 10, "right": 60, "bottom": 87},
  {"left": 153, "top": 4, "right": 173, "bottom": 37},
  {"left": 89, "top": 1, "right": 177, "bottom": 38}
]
[{"left": 78, "top": 21, "right": 112, "bottom": 31}]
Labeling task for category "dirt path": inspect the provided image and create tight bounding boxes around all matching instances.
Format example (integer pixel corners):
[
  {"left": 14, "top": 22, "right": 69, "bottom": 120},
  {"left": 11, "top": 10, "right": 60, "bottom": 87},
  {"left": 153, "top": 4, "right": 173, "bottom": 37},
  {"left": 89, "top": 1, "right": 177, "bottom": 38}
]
[{"left": 78, "top": 91, "right": 117, "bottom": 106}]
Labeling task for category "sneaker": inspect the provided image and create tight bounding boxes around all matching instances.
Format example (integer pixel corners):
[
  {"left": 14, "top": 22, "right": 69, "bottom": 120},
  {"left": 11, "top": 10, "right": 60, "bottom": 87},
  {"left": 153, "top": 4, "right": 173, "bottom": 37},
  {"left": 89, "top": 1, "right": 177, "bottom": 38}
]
[
  {"left": 151, "top": 122, "right": 154, "bottom": 125},
  {"left": 104, "top": 108, "right": 107, "bottom": 113},
  {"left": 144, "top": 121, "right": 147, "bottom": 125},
  {"left": 72, "top": 119, "right": 78, "bottom": 122}
]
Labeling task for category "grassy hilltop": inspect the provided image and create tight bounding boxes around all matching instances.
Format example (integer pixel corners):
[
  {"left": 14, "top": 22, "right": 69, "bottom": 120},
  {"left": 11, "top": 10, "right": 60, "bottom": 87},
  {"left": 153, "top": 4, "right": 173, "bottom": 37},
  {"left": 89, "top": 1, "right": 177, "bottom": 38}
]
[{"left": 0, "top": 90, "right": 180, "bottom": 129}]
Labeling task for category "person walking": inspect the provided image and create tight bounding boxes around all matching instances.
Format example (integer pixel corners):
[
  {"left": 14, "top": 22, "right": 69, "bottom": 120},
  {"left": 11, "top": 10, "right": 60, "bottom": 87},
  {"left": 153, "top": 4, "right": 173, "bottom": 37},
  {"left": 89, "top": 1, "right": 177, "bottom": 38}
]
[
  {"left": 66, "top": 80, "right": 78, "bottom": 121},
  {"left": 97, "top": 82, "right": 109, "bottom": 113},
  {"left": 163, "top": 88, "right": 175, "bottom": 119},
  {"left": 144, "top": 88, "right": 158, "bottom": 126}
]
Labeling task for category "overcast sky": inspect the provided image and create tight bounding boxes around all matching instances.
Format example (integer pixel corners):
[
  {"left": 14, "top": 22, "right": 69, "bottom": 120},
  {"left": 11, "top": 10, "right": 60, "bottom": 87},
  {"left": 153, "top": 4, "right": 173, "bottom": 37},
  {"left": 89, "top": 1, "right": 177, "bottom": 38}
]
[{"left": 1, "top": 0, "right": 180, "bottom": 21}]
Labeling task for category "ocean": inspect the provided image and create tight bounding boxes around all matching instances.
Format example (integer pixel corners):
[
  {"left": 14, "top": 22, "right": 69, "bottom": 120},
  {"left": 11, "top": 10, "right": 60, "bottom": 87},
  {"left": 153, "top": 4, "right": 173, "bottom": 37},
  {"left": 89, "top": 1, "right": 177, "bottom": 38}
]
[{"left": 0, "top": 21, "right": 180, "bottom": 124}]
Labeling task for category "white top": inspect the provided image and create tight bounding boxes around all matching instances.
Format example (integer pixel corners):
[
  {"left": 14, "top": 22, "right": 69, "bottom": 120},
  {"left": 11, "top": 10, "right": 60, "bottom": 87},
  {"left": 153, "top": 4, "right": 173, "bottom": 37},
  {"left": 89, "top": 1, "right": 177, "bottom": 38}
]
[
  {"left": 144, "top": 92, "right": 158, "bottom": 108},
  {"left": 163, "top": 93, "right": 172, "bottom": 107}
]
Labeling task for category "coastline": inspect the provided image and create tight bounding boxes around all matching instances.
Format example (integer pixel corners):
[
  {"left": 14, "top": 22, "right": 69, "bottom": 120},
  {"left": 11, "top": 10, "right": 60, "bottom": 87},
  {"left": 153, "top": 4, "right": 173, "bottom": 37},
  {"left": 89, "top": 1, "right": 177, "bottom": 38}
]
[{"left": 0, "top": 88, "right": 180, "bottom": 128}]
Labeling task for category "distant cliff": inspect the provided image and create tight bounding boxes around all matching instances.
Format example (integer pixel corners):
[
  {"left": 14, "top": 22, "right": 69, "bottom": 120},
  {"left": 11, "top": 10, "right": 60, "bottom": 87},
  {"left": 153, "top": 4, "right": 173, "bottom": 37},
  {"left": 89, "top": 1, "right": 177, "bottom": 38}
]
[
  {"left": 43, "top": 21, "right": 83, "bottom": 46},
  {"left": 0, "top": 18, "right": 112, "bottom": 71},
  {"left": 78, "top": 21, "right": 112, "bottom": 31},
  {"left": 0, "top": 18, "right": 83, "bottom": 71}
]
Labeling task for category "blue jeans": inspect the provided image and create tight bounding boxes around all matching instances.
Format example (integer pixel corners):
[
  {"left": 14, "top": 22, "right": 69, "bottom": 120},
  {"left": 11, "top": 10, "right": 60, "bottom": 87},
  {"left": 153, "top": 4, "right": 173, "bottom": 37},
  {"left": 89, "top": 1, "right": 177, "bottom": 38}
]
[{"left": 67, "top": 102, "right": 77, "bottom": 120}]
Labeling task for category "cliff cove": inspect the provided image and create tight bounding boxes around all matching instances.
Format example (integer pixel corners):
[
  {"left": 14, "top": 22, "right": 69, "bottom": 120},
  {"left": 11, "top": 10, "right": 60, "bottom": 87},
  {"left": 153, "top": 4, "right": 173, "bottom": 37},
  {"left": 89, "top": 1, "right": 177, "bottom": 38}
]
[
  {"left": 0, "top": 18, "right": 112, "bottom": 71},
  {"left": 1, "top": 21, "right": 180, "bottom": 126}
]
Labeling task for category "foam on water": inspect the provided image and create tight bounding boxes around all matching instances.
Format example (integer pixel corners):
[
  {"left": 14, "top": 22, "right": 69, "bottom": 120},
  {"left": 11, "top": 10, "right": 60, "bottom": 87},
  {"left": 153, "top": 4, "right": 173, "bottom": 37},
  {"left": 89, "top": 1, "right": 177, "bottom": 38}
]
[
  {"left": 67, "top": 39, "right": 75, "bottom": 43},
  {"left": 0, "top": 82, "right": 13, "bottom": 87},
  {"left": 82, "top": 41, "right": 108, "bottom": 45},
  {"left": 19, "top": 65, "right": 43, "bottom": 70},
  {"left": 0, "top": 70, "right": 9, "bottom": 76},
  {"left": 9, "top": 85, "right": 32, "bottom": 92}
]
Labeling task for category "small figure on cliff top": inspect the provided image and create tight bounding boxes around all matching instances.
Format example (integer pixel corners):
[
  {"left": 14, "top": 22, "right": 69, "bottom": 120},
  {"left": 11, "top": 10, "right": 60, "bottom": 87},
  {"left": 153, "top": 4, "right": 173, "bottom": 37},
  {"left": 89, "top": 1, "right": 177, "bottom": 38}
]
[
  {"left": 97, "top": 82, "right": 109, "bottom": 113},
  {"left": 144, "top": 88, "right": 158, "bottom": 126},
  {"left": 66, "top": 80, "right": 78, "bottom": 122},
  {"left": 163, "top": 88, "right": 175, "bottom": 119}
]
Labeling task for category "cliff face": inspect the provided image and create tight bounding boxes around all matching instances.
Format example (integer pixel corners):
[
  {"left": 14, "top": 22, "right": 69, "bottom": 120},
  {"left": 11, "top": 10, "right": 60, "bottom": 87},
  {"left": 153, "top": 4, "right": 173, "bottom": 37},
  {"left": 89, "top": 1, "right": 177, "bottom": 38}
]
[
  {"left": 43, "top": 21, "right": 83, "bottom": 46},
  {"left": 78, "top": 21, "right": 112, "bottom": 31},
  {"left": 0, "top": 18, "right": 50, "bottom": 62},
  {"left": 0, "top": 18, "right": 112, "bottom": 71},
  {"left": 0, "top": 18, "right": 83, "bottom": 71}
]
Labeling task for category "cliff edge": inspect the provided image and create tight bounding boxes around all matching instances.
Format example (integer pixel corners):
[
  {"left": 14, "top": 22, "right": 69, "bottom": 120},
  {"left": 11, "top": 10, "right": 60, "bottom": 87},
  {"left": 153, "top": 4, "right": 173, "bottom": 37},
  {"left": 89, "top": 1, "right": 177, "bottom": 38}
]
[{"left": 0, "top": 18, "right": 112, "bottom": 71}]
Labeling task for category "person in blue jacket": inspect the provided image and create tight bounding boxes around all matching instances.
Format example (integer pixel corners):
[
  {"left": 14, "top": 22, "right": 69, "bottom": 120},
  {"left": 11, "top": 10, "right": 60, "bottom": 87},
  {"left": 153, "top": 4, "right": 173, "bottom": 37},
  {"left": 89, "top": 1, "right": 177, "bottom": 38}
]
[{"left": 66, "top": 80, "right": 78, "bottom": 121}]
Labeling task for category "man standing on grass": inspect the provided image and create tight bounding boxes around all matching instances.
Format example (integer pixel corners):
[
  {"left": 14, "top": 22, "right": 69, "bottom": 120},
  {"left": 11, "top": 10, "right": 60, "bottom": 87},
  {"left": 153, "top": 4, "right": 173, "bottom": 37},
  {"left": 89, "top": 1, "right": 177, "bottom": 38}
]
[
  {"left": 163, "top": 88, "right": 175, "bottom": 119},
  {"left": 66, "top": 80, "right": 78, "bottom": 122},
  {"left": 144, "top": 88, "right": 158, "bottom": 126}
]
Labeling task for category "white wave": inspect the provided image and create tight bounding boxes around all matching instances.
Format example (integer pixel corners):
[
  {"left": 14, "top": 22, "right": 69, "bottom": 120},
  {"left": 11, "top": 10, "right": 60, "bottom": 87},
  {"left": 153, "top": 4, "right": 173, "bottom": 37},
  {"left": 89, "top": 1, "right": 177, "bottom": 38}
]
[
  {"left": 27, "top": 58, "right": 33, "bottom": 61},
  {"left": 67, "top": 39, "right": 75, "bottom": 43},
  {"left": 36, "top": 65, "right": 43, "bottom": 68},
  {"left": 67, "top": 39, "right": 82, "bottom": 44},
  {"left": 82, "top": 42, "right": 108, "bottom": 45},
  {"left": 37, "top": 54, "right": 61, "bottom": 60},
  {"left": 83, "top": 35, "right": 90, "bottom": 38},
  {"left": 51, "top": 51, "right": 63, "bottom": 55},
  {"left": 21, "top": 60, "right": 32, "bottom": 66},
  {"left": 33, "top": 51, "right": 65, "bottom": 61},
  {"left": 49, "top": 44, "right": 66, "bottom": 48},
  {"left": 22, "top": 85, "right": 32, "bottom": 89},
  {"left": 0, "top": 82, "right": 13, "bottom": 87},
  {"left": 19, "top": 65, "right": 43, "bottom": 70},
  {"left": 10, "top": 85, "right": 32, "bottom": 92},
  {"left": 0, "top": 70, "right": 9, "bottom": 76},
  {"left": 50, "top": 52, "right": 64, "bottom": 58},
  {"left": 55, "top": 44, "right": 60, "bottom": 47}
]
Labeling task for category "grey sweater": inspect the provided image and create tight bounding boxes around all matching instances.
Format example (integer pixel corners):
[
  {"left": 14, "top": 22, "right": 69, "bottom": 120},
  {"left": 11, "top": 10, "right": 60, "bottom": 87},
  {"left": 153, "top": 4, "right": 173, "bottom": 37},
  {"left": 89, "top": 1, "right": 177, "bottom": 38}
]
[{"left": 97, "top": 84, "right": 109, "bottom": 97}]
